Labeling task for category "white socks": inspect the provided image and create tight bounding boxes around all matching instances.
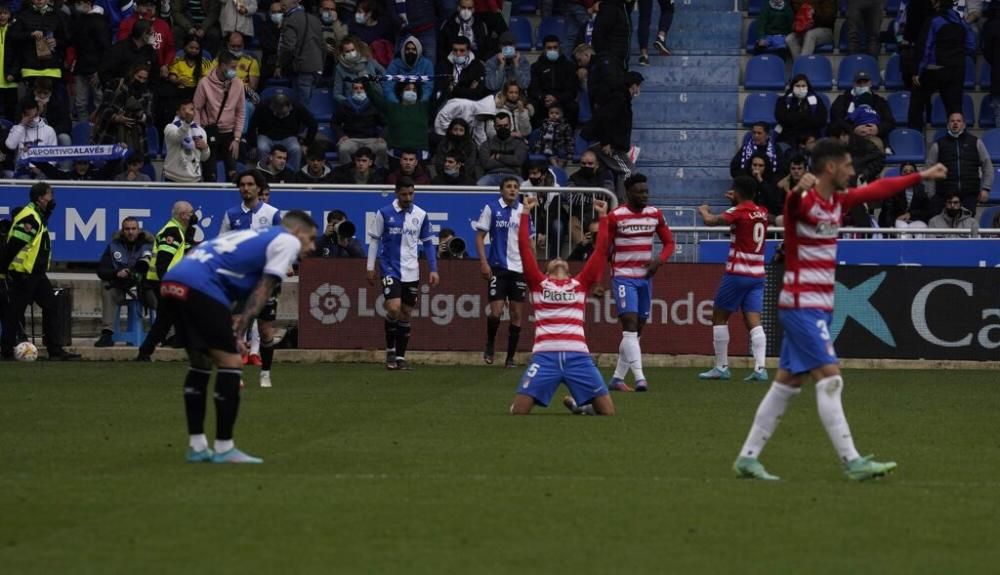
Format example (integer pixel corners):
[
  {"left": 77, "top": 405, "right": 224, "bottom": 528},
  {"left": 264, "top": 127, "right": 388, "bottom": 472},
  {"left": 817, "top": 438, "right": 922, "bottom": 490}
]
[
  {"left": 621, "top": 331, "right": 645, "bottom": 381},
  {"left": 189, "top": 434, "right": 208, "bottom": 452},
  {"left": 739, "top": 382, "right": 800, "bottom": 458},
  {"left": 713, "top": 325, "right": 730, "bottom": 369},
  {"left": 815, "top": 376, "right": 861, "bottom": 463},
  {"left": 249, "top": 321, "right": 260, "bottom": 355},
  {"left": 749, "top": 325, "right": 766, "bottom": 371},
  {"left": 613, "top": 337, "right": 629, "bottom": 380},
  {"left": 214, "top": 439, "right": 234, "bottom": 454}
]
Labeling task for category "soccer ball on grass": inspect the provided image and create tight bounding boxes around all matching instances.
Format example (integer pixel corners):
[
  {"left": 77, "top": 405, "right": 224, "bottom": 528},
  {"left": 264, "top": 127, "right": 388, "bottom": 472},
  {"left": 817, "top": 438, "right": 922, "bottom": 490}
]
[{"left": 14, "top": 341, "right": 39, "bottom": 362}]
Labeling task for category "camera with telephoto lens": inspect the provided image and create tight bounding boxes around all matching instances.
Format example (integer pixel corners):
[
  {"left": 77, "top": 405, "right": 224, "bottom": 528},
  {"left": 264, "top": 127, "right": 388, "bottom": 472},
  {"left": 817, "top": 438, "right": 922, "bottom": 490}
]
[{"left": 440, "top": 236, "right": 466, "bottom": 259}]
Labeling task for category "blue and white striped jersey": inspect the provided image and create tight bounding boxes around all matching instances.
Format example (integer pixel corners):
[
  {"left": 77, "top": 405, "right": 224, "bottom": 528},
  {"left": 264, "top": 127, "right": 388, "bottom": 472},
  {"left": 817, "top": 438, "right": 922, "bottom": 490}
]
[
  {"left": 219, "top": 201, "right": 281, "bottom": 234},
  {"left": 369, "top": 200, "right": 437, "bottom": 282},
  {"left": 474, "top": 197, "right": 530, "bottom": 273},
  {"left": 165, "top": 227, "right": 299, "bottom": 306}
]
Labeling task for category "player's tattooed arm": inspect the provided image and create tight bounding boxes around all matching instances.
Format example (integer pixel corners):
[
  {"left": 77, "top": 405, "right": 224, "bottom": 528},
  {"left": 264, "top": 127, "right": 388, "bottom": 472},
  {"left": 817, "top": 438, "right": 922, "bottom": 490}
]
[
  {"left": 233, "top": 275, "right": 280, "bottom": 334},
  {"left": 699, "top": 205, "right": 727, "bottom": 226}
]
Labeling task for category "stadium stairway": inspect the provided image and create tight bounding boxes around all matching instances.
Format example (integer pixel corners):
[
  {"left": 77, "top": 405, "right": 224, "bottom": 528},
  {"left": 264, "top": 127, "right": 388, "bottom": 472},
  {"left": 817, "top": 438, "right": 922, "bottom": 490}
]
[{"left": 628, "top": 3, "right": 743, "bottom": 217}]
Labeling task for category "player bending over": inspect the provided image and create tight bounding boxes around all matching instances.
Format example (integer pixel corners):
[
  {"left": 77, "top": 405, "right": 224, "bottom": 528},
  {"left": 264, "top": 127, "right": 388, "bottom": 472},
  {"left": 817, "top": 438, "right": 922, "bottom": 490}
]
[
  {"left": 509, "top": 196, "right": 616, "bottom": 416},
  {"left": 160, "top": 211, "right": 317, "bottom": 464},
  {"left": 606, "top": 174, "right": 675, "bottom": 392},
  {"left": 732, "top": 139, "right": 947, "bottom": 481},
  {"left": 697, "top": 175, "right": 773, "bottom": 382}
]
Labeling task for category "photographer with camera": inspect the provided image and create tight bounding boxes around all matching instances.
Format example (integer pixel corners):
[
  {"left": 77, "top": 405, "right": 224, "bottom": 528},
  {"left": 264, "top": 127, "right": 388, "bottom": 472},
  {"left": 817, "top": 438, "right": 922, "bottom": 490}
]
[
  {"left": 316, "top": 210, "right": 364, "bottom": 258},
  {"left": 95, "top": 217, "right": 157, "bottom": 347},
  {"left": 568, "top": 220, "right": 601, "bottom": 262},
  {"left": 437, "top": 228, "right": 469, "bottom": 260}
]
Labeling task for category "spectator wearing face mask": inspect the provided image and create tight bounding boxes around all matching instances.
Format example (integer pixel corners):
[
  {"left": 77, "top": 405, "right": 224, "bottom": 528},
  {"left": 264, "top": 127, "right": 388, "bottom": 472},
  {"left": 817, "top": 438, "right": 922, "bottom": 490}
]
[
  {"left": 30, "top": 78, "right": 72, "bottom": 147},
  {"left": 924, "top": 112, "right": 993, "bottom": 213},
  {"left": 879, "top": 161, "right": 932, "bottom": 229},
  {"left": 6, "top": 98, "right": 57, "bottom": 164},
  {"left": 347, "top": 0, "right": 396, "bottom": 58},
  {"left": 317, "top": 0, "right": 349, "bottom": 79},
  {"left": 334, "top": 81, "right": 388, "bottom": 166},
  {"left": 385, "top": 36, "right": 434, "bottom": 104},
  {"left": 438, "top": 0, "right": 503, "bottom": 65},
  {"left": 432, "top": 118, "right": 478, "bottom": 177},
  {"left": 436, "top": 36, "right": 489, "bottom": 103},
  {"left": 93, "top": 64, "right": 154, "bottom": 160},
  {"left": 484, "top": 32, "right": 529, "bottom": 92},
  {"left": 193, "top": 50, "right": 245, "bottom": 182},
  {"left": 101, "top": 18, "right": 159, "bottom": 85},
  {"left": 220, "top": 0, "right": 257, "bottom": 41},
  {"left": 433, "top": 94, "right": 496, "bottom": 148},
  {"left": 494, "top": 81, "right": 533, "bottom": 141},
  {"left": 365, "top": 80, "right": 431, "bottom": 158},
  {"left": 477, "top": 111, "right": 526, "bottom": 186},
  {"left": 9, "top": 0, "right": 71, "bottom": 85},
  {"left": 120, "top": 0, "right": 177, "bottom": 79},
  {"left": 247, "top": 91, "right": 318, "bottom": 171},
  {"left": 276, "top": 0, "right": 325, "bottom": 104},
  {"left": 386, "top": 0, "right": 439, "bottom": 66},
  {"left": 744, "top": 152, "right": 781, "bottom": 211},
  {"left": 530, "top": 35, "right": 579, "bottom": 127},
  {"left": 774, "top": 73, "right": 827, "bottom": 146},
  {"left": 431, "top": 152, "right": 475, "bottom": 185},
  {"left": 333, "top": 36, "right": 386, "bottom": 106},
  {"left": 257, "top": 2, "right": 283, "bottom": 86},
  {"left": 830, "top": 70, "right": 895, "bottom": 144}
]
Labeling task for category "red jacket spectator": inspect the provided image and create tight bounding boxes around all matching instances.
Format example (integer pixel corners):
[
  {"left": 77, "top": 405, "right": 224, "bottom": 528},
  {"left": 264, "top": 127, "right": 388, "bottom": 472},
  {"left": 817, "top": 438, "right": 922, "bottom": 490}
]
[{"left": 118, "top": 9, "right": 175, "bottom": 71}]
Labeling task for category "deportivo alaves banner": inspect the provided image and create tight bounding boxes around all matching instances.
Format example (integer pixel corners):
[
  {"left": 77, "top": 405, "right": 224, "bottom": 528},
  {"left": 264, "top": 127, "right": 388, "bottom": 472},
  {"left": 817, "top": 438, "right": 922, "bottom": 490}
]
[{"left": 300, "top": 261, "right": 1000, "bottom": 361}]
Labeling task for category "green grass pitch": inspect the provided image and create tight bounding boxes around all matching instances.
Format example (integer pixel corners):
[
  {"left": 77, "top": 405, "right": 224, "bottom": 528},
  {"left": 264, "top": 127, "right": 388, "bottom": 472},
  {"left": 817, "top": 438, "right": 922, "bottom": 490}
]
[{"left": 2, "top": 363, "right": 998, "bottom": 574}]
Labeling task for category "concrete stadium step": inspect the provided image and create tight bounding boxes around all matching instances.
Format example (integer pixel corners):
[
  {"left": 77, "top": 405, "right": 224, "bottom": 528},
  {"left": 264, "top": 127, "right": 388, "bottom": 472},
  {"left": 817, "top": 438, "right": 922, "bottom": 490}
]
[
  {"left": 642, "top": 167, "right": 733, "bottom": 206},
  {"left": 672, "top": 0, "right": 733, "bottom": 10},
  {"left": 633, "top": 129, "right": 738, "bottom": 165},
  {"left": 632, "top": 93, "right": 740, "bottom": 127},
  {"left": 633, "top": 11, "right": 741, "bottom": 51},
  {"left": 637, "top": 55, "right": 740, "bottom": 91}
]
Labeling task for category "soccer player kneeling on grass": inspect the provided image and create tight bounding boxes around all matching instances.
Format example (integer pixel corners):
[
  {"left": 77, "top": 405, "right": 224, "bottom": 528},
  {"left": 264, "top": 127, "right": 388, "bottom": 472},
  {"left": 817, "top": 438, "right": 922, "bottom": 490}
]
[
  {"left": 160, "top": 211, "right": 317, "bottom": 464},
  {"left": 732, "top": 139, "right": 948, "bottom": 481},
  {"left": 697, "top": 175, "right": 771, "bottom": 382},
  {"left": 509, "top": 196, "right": 615, "bottom": 416}
]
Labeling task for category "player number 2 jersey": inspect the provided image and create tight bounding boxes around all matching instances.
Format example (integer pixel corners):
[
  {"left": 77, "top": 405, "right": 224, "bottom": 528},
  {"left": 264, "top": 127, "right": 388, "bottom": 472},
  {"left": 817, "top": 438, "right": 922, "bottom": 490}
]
[
  {"left": 722, "top": 201, "right": 768, "bottom": 278},
  {"left": 607, "top": 206, "right": 675, "bottom": 279},
  {"left": 474, "top": 198, "right": 528, "bottom": 273}
]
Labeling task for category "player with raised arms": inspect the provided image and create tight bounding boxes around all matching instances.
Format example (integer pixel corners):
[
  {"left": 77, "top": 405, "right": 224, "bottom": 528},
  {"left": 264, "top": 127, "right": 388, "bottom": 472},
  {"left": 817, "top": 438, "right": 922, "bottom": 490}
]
[
  {"left": 509, "top": 195, "right": 616, "bottom": 416},
  {"left": 219, "top": 170, "right": 282, "bottom": 387},
  {"left": 606, "top": 174, "right": 676, "bottom": 392},
  {"left": 159, "top": 210, "right": 317, "bottom": 464},
  {"left": 732, "top": 138, "right": 948, "bottom": 481},
  {"left": 697, "top": 175, "right": 771, "bottom": 382},
  {"left": 367, "top": 176, "right": 440, "bottom": 370},
  {"left": 475, "top": 176, "right": 529, "bottom": 368}
]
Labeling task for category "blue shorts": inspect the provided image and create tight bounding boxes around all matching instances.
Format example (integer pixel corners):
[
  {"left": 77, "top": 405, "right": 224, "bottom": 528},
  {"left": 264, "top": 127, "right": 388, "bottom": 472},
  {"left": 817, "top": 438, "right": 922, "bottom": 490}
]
[
  {"left": 778, "top": 309, "right": 839, "bottom": 374},
  {"left": 714, "top": 273, "right": 765, "bottom": 313},
  {"left": 612, "top": 277, "right": 652, "bottom": 319},
  {"left": 517, "top": 352, "right": 609, "bottom": 408}
]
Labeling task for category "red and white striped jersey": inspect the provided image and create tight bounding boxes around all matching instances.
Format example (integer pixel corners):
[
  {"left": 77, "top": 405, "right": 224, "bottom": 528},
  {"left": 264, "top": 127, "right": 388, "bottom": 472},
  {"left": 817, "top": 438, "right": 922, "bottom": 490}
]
[
  {"left": 779, "top": 173, "right": 921, "bottom": 311},
  {"left": 518, "top": 212, "right": 609, "bottom": 354},
  {"left": 607, "top": 205, "right": 676, "bottom": 279},
  {"left": 722, "top": 201, "right": 769, "bottom": 278}
]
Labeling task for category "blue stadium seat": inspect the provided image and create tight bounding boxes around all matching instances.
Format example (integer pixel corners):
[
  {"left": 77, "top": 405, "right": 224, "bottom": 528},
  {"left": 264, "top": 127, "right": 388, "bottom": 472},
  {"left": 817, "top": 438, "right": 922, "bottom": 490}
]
[
  {"left": 0, "top": 118, "right": 11, "bottom": 131},
  {"left": 981, "top": 96, "right": 996, "bottom": 129},
  {"left": 507, "top": 16, "right": 533, "bottom": 51},
  {"left": 982, "top": 129, "right": 1000, "bottom": 162},
  {"left": 885, "top": 0, "right": 900, "bottom": 15},
  {"left": 309, "top": 88, "right": 334, "bottom": 122},
  {"left": 574, "top": 132, "right": 593, "bottom": 162},
  {"left": 744, "top": 54, "right": 786, "bottom": 90},
  {"left": 267, "top": 77, "right": 291, "bottom": 88},
  {"left": 885, "top": 53, "right": 903, "bottom": 90},
  {"left": 549, "top": 165, "right": 568, "bottom": 186},
  {"left": 536, "top": 16, "right": 567, "bottom": 49},
  {"left": 71, "top": 122, "right": 92, "bottom": 146},
  {"left": 981, "top": 61, "right": 992, "bottom": 90},
  {"left": 742, "top": 92, "right": 778, "bottom": 126},
  {"left": 512, "top": 0, "right": 537, "bottom": 15},
  {"left": 883, "top": 167, "right": 900, "bottom": 178},
  {"left": 260, "top": 86, "right": 293, "bottom": 103},
  {"left": 930, "top": 94, "right": 974, "bottom": 127},
  {"left": 886, "top": 129, "right": 925, "bottom": 164},
  {"left": 146, "top": 125, "right": 161, "bottom": 158},
  {"left": 837, "top": 54, "right": 880, "bottom": 89},
  {"left": 140, "top": 162, "right": 157, "bottom": 181},
  {"left": 748, "top": 0, "right": 762, "bottom": 16},
  {"left": 965, "top": 56, "right": 976, "bottom": 89},
  {"left": 887, "top": 92, "right": 910, "bottom": 126},
  {"left": 980, "top": 206, "right": 1000, "bottom": 229},
  {"left": 745, "top": 20, "right": 759, "bottom": 54},
  {"left": 791, "top": 55, "right": 833, "bottom": 90}
]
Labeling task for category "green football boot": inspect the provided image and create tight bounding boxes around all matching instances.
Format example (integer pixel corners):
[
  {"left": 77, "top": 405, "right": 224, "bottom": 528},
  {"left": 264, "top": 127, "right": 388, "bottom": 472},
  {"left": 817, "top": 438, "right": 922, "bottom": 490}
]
[
  {"left": 733, "top": 456, "right": 780, "bottom": 481},
  {"left": 845, "top": 455, "right": 897, "bottom": 481}
]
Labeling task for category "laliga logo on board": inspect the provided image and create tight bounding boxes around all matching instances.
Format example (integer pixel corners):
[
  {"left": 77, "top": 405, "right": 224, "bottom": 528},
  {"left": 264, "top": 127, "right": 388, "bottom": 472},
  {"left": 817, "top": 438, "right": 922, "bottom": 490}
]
[{"left": 310, "top": 283, "right": 350, "bottom": 324}]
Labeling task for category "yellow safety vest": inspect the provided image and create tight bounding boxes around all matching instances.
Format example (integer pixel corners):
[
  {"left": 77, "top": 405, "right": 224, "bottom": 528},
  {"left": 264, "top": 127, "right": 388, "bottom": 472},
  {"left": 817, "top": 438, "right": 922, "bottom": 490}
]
[
  {"left": 145, "top": 218, "right": 188, "bottom": 281},
  {"left": 7, "top": 202, "right": 48, "bottom": 274}
]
